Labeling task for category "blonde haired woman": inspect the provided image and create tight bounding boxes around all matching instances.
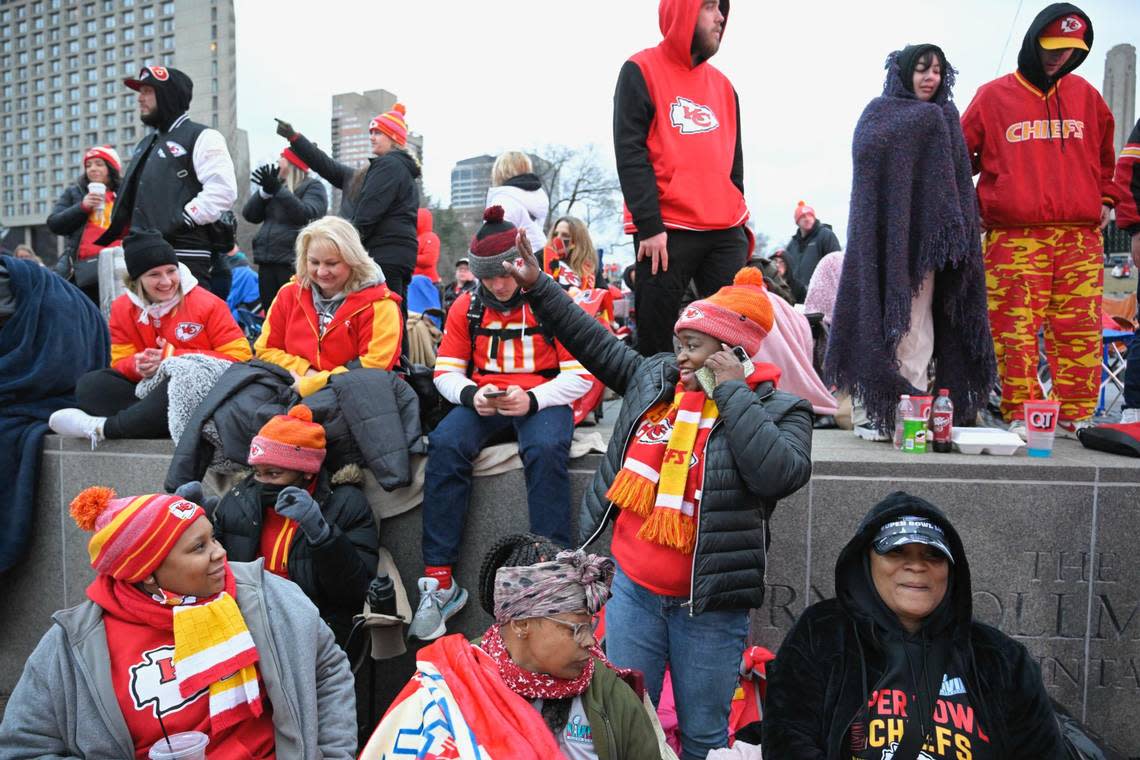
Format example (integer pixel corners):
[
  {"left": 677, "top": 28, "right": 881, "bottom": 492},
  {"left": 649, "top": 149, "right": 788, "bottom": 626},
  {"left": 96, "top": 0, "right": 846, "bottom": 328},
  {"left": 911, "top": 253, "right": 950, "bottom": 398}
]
[
  {"left": 544, "top": 215, "right": 599, "bottom": 291},
  {"left": 486, "top": 150, "right": 549, "bottom": 251},
  {"left": 243, "top": 148, "right": 328, "bottom": 307},
  {"left": 255, "top": 216, "right": 402, "bottom": 397}
]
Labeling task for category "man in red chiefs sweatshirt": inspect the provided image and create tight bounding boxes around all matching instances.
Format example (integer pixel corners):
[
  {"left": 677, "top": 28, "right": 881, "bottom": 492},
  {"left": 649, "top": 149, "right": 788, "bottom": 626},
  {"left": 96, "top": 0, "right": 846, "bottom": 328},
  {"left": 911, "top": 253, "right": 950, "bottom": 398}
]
[
  {"left": 615, "top": 0, "right": 749, "bottom": 357},
  {"left": 1111, "top": 119, "right": 1140, "bottom": 424},
  {"left": 962, "top": 3, "right": 1116, "bottom": 438}
]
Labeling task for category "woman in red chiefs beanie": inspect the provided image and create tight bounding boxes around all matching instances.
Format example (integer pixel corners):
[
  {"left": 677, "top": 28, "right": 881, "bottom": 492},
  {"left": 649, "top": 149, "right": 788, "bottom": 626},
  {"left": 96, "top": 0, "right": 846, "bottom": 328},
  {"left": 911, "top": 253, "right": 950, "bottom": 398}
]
[
  {"left": 241, "top": 148, "right": 328, "bottom": 309},
  {"left": 504, "top": 235, "right": 814, "bottom": 759},
  {"left": 181, "top": 404, "right": 378, "bottom": 647},
  {"left": 0, "top": 485, "right": 358, "bottom": 758},
  {"left": 48, "top": 144, "right": 123, "bottom": 303}
]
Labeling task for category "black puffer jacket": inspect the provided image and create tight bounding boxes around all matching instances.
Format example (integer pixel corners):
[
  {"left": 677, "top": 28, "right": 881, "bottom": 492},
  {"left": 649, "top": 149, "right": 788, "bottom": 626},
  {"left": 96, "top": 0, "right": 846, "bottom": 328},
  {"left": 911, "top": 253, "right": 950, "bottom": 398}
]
[
  {"left": 523, "top": 274, "right": 813, "bottom": 614},
  {"left": 763, "top": 492, "right": 1064, "bottom": 759},
  {"left": 784, "top": 220, "right": 842, "bottom": 298},
  {"left": 211, "top": 468, "right": 378, "bottom": 646},
  {"left": 46, "top": 184, "right": 89, "bottom": 271},
  {"left": 287, "top": 133, "right": 360, "bottom": 219},
  {"left": 352, "top": 149, "right": 421, "bottom": 256},
  {"left": 241, "top": 177, "right": 328, "bottom": 266}
]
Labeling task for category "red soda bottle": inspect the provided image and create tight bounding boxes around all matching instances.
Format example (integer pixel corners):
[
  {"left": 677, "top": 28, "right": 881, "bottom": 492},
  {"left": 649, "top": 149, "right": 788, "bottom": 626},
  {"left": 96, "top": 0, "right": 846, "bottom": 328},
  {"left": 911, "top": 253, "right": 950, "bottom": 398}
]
[{"left": 931, "top": 389, "right": 953, "bottom": 453}]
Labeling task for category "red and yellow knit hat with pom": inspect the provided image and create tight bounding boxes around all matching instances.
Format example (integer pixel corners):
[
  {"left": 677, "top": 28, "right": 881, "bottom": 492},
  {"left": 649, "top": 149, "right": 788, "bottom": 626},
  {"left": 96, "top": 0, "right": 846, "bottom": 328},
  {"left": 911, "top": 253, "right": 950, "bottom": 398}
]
[
  {"left": 673, "top": 267, "right": 774, "bottom": 357},
  {"left": 368, "top": 103, "right": 408, "bottom": 146},
  {"left": 70, "top": 487, "right": 204, "bottom": 582},
  {"left": 248, "top": 404, "right": 326, "bottom": 474}
]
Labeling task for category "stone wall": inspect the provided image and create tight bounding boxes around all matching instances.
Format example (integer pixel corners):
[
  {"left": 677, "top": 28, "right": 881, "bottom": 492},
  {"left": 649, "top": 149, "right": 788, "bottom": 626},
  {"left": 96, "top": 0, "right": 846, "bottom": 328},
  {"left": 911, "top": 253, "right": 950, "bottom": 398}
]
[{"left": 2, "top": 432, "right": 1137, "bottom": 753}]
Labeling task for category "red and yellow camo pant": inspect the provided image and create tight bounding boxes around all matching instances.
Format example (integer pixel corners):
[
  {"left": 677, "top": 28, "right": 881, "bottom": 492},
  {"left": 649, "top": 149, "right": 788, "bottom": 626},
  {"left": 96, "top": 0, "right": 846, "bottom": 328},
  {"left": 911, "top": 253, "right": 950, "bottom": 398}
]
[{"left": 983, "top": 225, "right": 1103, "bottom": 421}]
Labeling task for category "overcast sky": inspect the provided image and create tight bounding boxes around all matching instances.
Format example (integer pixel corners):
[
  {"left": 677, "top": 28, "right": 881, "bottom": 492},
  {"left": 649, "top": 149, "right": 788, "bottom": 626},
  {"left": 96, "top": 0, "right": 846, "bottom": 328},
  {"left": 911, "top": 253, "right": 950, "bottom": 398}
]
[{"left": 234, "top": 0, "right": 1139, "bottom": 263}]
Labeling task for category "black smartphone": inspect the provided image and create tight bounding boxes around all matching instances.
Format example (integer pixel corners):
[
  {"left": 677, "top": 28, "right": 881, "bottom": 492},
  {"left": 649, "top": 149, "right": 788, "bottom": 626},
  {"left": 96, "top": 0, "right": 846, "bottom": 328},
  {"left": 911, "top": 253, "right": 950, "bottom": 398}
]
[{"left": 483, "top": 389, "right": 508, "bottom": 398}]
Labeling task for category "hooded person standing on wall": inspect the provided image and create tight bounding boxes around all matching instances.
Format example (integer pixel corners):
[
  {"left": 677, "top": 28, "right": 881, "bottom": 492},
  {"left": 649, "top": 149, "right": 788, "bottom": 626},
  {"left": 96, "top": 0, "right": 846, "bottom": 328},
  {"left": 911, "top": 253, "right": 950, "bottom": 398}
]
[
  {"left": 615, "top": 0, "right": 750, "bottom": 358},
  {"left": 98, "top": 66, "right": 238, "bottom": 296},
  {"left": 961, "top": 4, "right": 1117, "bottom": 440}
]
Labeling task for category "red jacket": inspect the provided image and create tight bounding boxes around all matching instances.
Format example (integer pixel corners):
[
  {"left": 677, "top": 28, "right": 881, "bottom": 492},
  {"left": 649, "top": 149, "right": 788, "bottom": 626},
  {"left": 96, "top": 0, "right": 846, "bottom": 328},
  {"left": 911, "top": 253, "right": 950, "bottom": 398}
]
[
  {"left": 615, "top": 0, "right": 747, "bottom": 235},
  {"left": 962, "top": 71, "right": 1116, "bottom": 228},
  {"left": 254, "top": 280, "right": 402, "bottom": 397},
  {"left": 1113, "top": 119, "right": 1140, "bottom": 232},
  {"left": 110, "top": 286, "right": 251, "bottom": 382},
  {"left": 414, "top": 208, "right": 441, "bottom": 283}
]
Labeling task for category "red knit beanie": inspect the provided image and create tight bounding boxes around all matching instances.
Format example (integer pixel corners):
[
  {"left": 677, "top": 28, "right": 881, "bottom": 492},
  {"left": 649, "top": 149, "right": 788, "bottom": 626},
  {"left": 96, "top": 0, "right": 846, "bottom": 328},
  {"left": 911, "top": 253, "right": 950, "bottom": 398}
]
[
  {"left": 673, "top": 268, "right": 774, "bottom": 356},
  {"left": 794, "top": 200, "right": 815, "bottom": 223},
  {"left": 248, "top": 405, "right": 327, "bottom": 474},
  {"left": 71, "top": 487, "right": 204, "bottom": 582},
  {"left": 281, "top": 147, "right": 309, "bottom": 172},
  {"left": 369, "top": 103, "right": 408, "bottom": 146},
  {"left": 84, "top": 145, "right": 122, "bottom": 172}
]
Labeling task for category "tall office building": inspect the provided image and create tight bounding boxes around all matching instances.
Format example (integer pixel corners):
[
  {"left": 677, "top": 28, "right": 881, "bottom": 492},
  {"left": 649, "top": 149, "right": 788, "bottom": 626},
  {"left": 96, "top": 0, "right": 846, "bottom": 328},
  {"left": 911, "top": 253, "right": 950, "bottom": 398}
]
[
  {"left": 449, "top": 154, "right": 494, "bottom": 210},
  {"left": 1103, "top": 43, "right": 1136, "bottom": 157},
  {"left": 0, "top": 0, "right": 249, "bottom": 261},
  {"left": 328, "top": 88, "right": 423, "bottom": 210}
]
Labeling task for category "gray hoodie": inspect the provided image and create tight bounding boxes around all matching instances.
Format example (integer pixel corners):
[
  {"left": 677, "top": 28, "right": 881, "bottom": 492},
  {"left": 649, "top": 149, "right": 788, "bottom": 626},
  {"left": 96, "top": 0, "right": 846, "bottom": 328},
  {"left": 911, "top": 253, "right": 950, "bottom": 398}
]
[{"left": 0, "top": 560, "right": 357, "bottom": 759}]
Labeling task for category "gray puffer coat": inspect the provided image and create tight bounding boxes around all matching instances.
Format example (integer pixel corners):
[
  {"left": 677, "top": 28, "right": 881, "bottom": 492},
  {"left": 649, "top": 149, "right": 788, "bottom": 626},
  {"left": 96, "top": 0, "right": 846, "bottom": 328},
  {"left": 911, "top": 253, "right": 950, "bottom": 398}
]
[{"left": 523, "top": 274, "right": 814, "bottom": 614}]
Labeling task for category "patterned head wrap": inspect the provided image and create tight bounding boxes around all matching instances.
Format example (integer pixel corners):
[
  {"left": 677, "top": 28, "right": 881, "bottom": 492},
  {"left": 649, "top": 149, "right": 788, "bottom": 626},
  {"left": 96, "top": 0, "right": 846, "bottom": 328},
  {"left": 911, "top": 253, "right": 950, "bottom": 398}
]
[{"left": 493, "top": 550, "right": 615, "bottom": 623}]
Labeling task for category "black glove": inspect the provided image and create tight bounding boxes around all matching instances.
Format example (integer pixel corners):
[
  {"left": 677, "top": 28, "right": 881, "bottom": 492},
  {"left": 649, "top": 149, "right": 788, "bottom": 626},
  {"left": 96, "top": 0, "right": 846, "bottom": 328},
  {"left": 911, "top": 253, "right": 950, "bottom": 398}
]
[
  {"left": 251, "top": 163, "right": 281, "bottom": 194},
  {"left": 174, "top": 480, "right": 220, "bottom": 515},
  {"left": 275, "top": 118, "right": 296, "bottom": 140}
]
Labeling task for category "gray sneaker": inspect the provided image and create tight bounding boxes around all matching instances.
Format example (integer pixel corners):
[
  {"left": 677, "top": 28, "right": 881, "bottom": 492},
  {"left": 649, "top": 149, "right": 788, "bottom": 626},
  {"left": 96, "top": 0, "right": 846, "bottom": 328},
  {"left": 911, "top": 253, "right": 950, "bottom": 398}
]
[{"left": 407, "top": 577, "right": 467, "bottom": 641}]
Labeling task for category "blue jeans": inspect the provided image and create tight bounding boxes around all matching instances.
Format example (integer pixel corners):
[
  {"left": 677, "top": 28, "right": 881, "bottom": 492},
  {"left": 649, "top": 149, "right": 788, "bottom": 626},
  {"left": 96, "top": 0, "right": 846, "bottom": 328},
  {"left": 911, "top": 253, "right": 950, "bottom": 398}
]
[
  {"left": 421, "top": 404, "right": 573, "bottom": 566},
  {"left": 605, "top": 566, "right": 749, "bottom": 760}
]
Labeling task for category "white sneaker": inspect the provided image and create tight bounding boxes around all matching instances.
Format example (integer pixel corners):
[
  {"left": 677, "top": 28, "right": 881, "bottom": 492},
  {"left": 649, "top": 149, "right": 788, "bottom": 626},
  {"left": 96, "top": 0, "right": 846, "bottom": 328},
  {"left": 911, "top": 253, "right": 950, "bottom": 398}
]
[
  {"left": 1120, "top": 408, "right": 1140, "bottom": 424},
  {"left": 854, "top": 422, "right": 891, "bottom": 442},
  {"left": 1007, "top": 420, "right": 1028, "bottom": 441},
  {"left": 1111, "top": 263, "right": 1125, "bottom": 278},
  {"left": 1057, "top": 419, "right": 1094, "bottom": 440},
  {"left": 407, "top": 577, "right": 468, "bottom": 641},
  {"left": 48, "top": 408, "right": 105, "bottom": 449}
]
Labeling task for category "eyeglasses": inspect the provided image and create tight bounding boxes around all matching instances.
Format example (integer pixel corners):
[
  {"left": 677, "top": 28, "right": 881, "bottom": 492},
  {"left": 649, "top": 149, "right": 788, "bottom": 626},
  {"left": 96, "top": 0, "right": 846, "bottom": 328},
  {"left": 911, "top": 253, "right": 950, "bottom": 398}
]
[{"left": 539, "top": 616, "right": 596, "bottom": 646}]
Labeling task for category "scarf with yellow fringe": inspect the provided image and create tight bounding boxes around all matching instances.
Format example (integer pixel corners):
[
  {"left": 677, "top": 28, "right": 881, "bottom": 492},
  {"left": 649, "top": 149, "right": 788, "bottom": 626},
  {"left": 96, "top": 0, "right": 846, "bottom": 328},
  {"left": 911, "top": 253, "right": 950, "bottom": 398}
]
[{"left": 606, "top": 383, "right": 717, "bottom": 554}]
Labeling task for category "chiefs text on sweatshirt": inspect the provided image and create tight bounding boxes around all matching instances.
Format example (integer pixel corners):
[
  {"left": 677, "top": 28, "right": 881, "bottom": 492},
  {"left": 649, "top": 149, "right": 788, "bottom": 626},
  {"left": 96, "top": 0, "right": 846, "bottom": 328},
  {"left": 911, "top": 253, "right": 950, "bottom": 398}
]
[
  {"left": 614, "top": 0, "right": 747, "bottom": 236},
  {"left": 961, "top": 4, "right": 1116, "bottom": 228}
]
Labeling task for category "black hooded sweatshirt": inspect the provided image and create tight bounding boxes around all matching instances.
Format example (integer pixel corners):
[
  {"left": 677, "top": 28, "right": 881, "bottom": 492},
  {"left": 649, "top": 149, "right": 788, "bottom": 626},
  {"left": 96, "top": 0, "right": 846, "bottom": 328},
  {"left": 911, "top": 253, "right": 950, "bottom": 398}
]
[{"left": 763, "top": 492, "right": 1064, "bottom": 760}]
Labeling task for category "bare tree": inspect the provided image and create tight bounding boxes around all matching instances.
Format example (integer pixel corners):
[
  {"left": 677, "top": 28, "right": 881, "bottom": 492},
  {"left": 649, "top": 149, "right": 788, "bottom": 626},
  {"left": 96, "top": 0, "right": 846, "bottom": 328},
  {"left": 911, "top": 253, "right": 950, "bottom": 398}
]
[{"left": 532, "top": 144, "right": 623, "bottom": 234}]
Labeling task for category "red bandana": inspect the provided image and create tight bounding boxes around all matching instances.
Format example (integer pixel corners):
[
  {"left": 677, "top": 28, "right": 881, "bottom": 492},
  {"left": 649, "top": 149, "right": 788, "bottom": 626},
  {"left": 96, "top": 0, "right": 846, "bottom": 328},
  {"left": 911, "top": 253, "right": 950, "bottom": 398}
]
[{"left": 480, "top": 624, "right": 596, "bottom": 701}]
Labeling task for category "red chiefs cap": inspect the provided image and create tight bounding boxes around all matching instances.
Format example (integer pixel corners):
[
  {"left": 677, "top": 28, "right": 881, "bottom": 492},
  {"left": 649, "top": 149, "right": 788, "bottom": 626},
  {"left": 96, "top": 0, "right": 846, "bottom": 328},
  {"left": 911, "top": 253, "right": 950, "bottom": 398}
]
[
  {"left": 124, "top": 64, "right": 172, "bottom": 91},
  {"left": 1038, "top": 14, "right": 1089, "bottom": 51}
]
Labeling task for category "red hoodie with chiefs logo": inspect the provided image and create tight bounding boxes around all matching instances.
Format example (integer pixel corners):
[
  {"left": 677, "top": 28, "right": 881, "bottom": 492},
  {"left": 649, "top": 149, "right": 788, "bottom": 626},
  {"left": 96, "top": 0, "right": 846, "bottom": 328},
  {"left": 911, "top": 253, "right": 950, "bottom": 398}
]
[
  {"left": 614, "top": 0, "right": 747, "bottom": 236},
  {"left": 961, "top": 5, "right": 1116, "bottom": 229},
  {"left": 1113, "top": 119, "right": 1140, "bottom": 232}
]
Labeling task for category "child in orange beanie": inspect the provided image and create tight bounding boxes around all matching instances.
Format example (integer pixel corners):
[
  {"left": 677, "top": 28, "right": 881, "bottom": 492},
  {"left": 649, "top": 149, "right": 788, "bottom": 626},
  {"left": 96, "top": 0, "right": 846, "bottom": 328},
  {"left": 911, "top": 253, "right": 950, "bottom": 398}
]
[
  {"left": 506, "top": 242, "right": 814, "bottom": 759},
  {"left": 177, "top": 404, "right": 378, "bottom": 646}
]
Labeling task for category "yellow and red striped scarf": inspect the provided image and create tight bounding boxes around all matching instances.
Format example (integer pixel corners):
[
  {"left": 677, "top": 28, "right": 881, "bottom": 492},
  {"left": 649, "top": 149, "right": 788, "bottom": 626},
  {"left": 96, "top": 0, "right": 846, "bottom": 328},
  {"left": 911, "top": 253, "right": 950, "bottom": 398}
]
[
  {"left": 606, "top": 383, "right": 718, "bottom": 554},
  {"left": 168, "top": 577, "right": 263, "bottom": 731}
]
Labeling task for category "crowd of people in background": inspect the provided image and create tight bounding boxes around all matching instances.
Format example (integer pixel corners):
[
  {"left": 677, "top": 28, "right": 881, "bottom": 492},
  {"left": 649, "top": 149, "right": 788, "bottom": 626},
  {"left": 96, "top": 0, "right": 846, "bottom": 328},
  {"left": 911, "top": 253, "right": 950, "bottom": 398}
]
[{"left": 1, "top": 0, "right": 1139, "bottom": 758}]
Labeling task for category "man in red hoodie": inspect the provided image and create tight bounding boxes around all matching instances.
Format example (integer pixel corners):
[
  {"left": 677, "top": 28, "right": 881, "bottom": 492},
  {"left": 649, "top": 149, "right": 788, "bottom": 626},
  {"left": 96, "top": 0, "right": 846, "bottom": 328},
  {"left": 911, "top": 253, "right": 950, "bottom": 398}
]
[
  {"left": 962, "top": 3, "right": 1116, "bottom": 438},
  {"left": 615, "top": 0, "right": 749, "bottom": 357}
]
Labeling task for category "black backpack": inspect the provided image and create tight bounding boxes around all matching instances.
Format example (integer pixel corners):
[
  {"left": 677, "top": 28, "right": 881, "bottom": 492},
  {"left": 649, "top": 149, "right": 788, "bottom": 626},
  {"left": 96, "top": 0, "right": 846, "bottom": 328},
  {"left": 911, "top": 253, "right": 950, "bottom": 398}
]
[{"left": 1076, "top": 421, "right": 1140, "bottom": 458}]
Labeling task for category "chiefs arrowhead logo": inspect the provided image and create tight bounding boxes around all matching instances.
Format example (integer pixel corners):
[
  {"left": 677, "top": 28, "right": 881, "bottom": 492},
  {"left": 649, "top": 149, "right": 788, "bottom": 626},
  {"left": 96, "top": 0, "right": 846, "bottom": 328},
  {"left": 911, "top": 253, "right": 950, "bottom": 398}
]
[
  {"left": 129, "top": 646, "right": 207, "bottom": 718},
  {"left": 165, "top": 141, "right": 187, "bottom": 158},
  {"left": 249, "top": 442, "right": 265, "bottom": 459},
  {"left": 1060, "top": 16, "right": 1082, "bottom": 33},
  {"left": 148, "top": 65, "right": 170, "bottom": 81},
  {"left": 174, "top": 321, "right": 203, "bottom": 341},
  {"left": 635, "top": 417, "right": 674, "bottom": 445},
  {"left": 168, "top": 499, "right": 198, "bottom": 520},
  {"left": 669, "top": 97, "right": 719, "bottom": 135},
  {"left": 680, "top": 305, "right": 705, "bottom": 321}
]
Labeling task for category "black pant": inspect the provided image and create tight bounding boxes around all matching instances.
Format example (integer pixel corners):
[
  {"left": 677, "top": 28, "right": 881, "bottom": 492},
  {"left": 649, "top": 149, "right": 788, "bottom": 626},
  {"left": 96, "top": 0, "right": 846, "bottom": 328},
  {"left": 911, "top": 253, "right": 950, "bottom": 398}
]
[
  {"left": 368, "top": 244, "right": 415, "bottom": 306},
  {"left": 76, "top": 368, "right": 170, "bottom": 439},
  {"left": 258, "top": 262, "right": 294, "bottom": 311},
  {"left": 633, "top": 226, "right": 748, "bottom": 356}
]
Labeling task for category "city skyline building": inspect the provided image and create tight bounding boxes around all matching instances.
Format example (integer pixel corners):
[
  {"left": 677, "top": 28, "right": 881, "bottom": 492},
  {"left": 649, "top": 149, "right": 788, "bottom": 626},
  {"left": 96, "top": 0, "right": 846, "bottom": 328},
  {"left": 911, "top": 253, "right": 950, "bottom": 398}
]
[
  {"left": 328, "top": 88, "right": 423, "bottom": 212},
  {"left": 1103, "top": 43, "right": 1136, "bottom": 158},
  {"left": 449, "top": 153, "right": 494, "bottom": 210},
  {"left": 0, "top": 0, "right": 249, "bottom": 261}
]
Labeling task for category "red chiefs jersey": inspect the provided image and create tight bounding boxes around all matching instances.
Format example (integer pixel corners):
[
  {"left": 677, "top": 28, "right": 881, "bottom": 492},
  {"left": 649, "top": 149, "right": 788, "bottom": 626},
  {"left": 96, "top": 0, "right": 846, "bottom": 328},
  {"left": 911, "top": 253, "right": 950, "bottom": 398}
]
[
  {"left": 434, "top": 291, "right": 586, "bottom": 391},
  {"left": 101, "top": 603, "right": 275, "bottom": 758},
  {"left": 110, "top": 285, "right": 252, "bottom": 382},
  {"left": 962, "top": 71, "right": 1116, "bottom": 228},
  {"left": 1113, "top": 120, "right": 1140, "bottom": 231}
]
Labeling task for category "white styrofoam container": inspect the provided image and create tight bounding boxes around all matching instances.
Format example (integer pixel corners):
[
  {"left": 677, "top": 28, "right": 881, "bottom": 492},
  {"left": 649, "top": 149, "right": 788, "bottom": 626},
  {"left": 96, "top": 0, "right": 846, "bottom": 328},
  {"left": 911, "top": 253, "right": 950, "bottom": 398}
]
[{"left": 951, "top": 427, "right": 1025, "bottom": 456}]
